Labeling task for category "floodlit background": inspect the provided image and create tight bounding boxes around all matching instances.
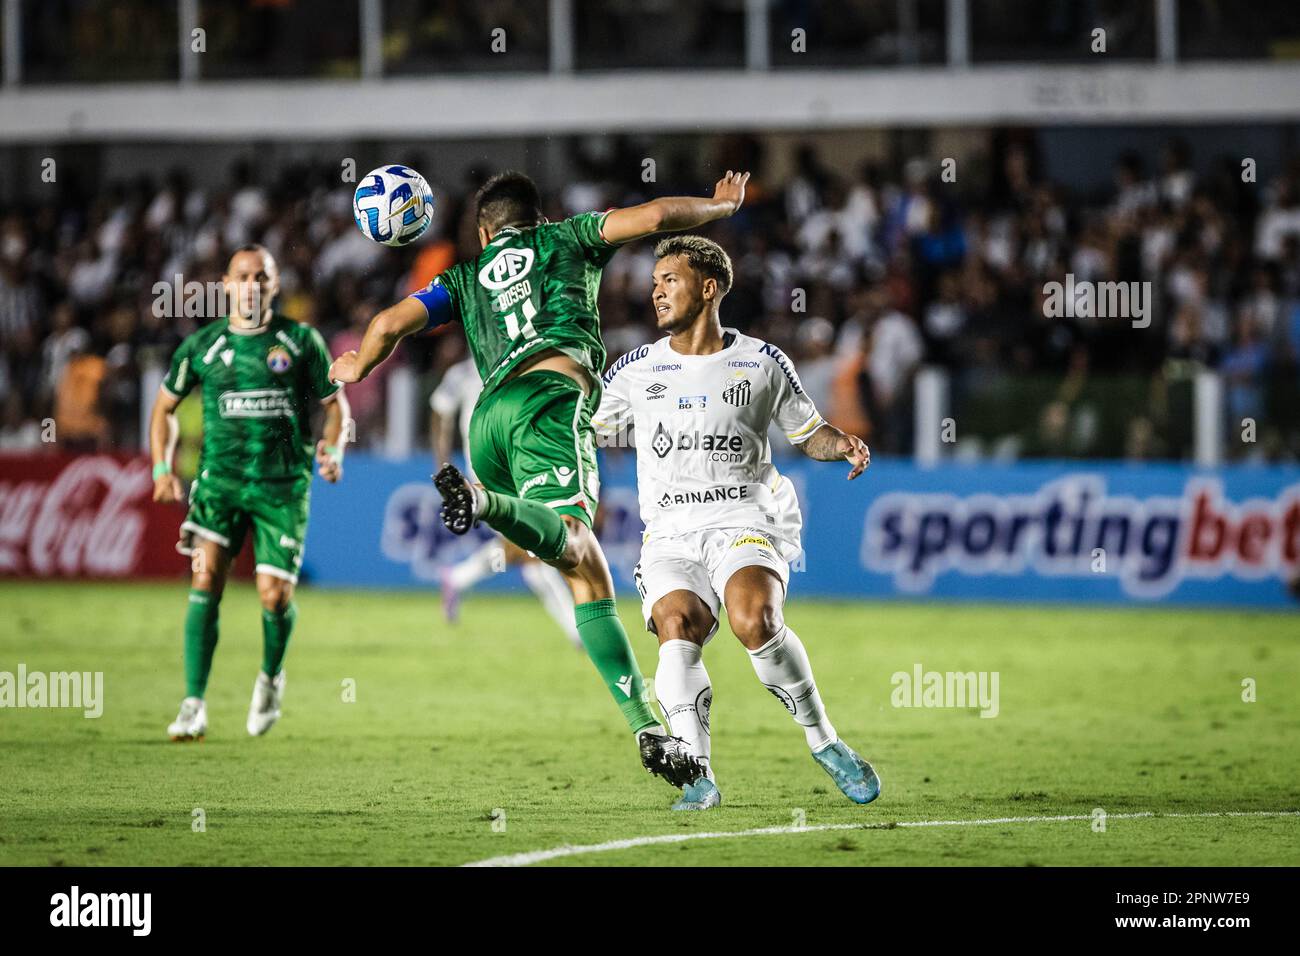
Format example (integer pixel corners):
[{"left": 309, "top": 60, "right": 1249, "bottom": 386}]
[
  {"left": 2, "top": 0, "right": 1299, "bottom": 873},
  {"left": 2, "top": 0, "right": 1299, "bottom": 602}
]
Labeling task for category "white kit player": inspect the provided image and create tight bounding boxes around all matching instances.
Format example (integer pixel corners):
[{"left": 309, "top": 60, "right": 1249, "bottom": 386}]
[
  {"left": 593, "top": 236, "right": 880, "bottom": 811},
  {"left": 430, "top": 353, "right": 581, "bottom": 648}
]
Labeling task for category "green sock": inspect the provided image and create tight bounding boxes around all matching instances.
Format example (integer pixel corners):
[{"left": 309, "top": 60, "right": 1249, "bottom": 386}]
[
  {"left": 184, "top": 588, "right": 220, "bottom": 698},
  {"left": 261, "top": 602, "right": 297, "bottom": 677},
  {"left": 574, "top": 599, "right": 660, "bottom": 734},
  {"left": 480, "top": 490, "right": 569, "bottom": 561}
]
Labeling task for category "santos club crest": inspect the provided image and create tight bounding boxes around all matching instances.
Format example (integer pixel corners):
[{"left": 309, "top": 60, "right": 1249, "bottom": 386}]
[{"left": 722, "top": 375, "right": 751, "bottom": 407}]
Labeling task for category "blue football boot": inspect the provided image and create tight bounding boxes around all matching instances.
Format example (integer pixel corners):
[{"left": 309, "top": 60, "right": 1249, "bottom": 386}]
[
  {"left": 812, "top": 740, "right": 881, "bottom": 805},
  {"left": 672, "top": 776, "right": 722, "bottom": 811}
]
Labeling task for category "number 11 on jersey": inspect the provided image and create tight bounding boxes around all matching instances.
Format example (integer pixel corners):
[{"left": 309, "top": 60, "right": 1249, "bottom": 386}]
[{"left": 504, "top": 300, "right": 538, "bottom": 341}]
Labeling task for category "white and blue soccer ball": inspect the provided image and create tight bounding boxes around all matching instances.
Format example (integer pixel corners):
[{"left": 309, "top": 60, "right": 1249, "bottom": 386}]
[{"left": 352, "top": 165, "right": 435, "bottom": 247}]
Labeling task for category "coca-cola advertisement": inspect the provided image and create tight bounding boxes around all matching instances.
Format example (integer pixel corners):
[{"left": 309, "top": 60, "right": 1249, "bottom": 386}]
[{"left": 0, "top": 453, "right": 185, "bottom": 579}]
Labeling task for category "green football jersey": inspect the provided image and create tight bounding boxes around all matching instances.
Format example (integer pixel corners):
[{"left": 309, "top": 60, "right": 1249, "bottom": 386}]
[
  {"left": 431, "top": 211, "right": 619, "bottom": 398},
  {"left": 161, "top": 314, "right": 340, "bottom": 483}
]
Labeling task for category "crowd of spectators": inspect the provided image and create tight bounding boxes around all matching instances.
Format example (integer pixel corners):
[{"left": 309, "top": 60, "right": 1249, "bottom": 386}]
[{"left": 2, "top": 132, "right": 1299, "bottom": 462}]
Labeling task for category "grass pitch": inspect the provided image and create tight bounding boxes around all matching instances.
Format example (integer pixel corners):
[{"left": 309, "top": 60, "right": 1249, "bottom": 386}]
[{"left": 1, "top": 581, "right": 1297, "bottom": 866}]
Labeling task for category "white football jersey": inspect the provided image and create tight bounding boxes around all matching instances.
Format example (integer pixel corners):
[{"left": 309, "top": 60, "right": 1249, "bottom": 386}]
[{"left": 593, "top": 329, "right": 824, "bottom": 543}]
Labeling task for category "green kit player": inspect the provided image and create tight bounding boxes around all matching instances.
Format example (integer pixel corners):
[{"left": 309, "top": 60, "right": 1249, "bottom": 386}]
[
  {"left": 329, "top": 170, "right": 749, "bottom": 794},
  {"left": 150, "top": 244, "right": 351, "bottom": 741}
]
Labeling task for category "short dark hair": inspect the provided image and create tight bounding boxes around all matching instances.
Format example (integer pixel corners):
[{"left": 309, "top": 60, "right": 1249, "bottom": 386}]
[
  {"left": 226, "top": 243, "right": 276, "bottom": 273},
  {"left": 654, "top": 235, "right": 733, "bottom": 296},
  {"left": 475, "top": 171, "right": 543, "bottom": 231}
]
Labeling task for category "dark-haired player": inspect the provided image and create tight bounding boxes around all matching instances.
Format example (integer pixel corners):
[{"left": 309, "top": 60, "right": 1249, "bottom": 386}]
[
  {"left": 329, "top": 170, "right": 750, "bottom": 794},
  {"left": 594, "top": 235, "right": 879, "bottom": 810},
  {"left": 151, "top": 244, "right": 350, "bottom": 740}
]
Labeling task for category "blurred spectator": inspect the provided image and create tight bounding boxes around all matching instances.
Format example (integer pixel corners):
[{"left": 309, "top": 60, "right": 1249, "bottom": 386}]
[
  {"left": 794, "top": 317, "right": 838, "bottom": 415},
  {"left": 1221, "top": 318, "right": 1269, "bottom": 429},
  {"left": 0, "top": 393, "right": 42, "bottom": 451},
  {"left": 1, "top": 221, "right": 43, "bottom": 341},
  {"left": 828, "top": 335, "right": 873, "bottom": 444},
  {"left": 1125, "top": 415, "right": 1163, "bottom": 461},
  {"left": 2, "top": 132, "right": 1299, "bottom": 462},
  {"left": 923, "top": 270, "right": 968, "bottom": 367},
  {"left": 41, "top": 304, "right": 91, "bottom": 404},
  {"left": 1256, "top": 173, "right": 1300, "bottom": 261},
  {"left": 54, "top": 341, "right": 108, "bottom": 452}
]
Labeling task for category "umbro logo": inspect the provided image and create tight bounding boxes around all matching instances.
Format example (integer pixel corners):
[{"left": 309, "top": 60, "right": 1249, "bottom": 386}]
[
  {"left": 615, "top": 675, "right": 634, "bottom": 697},
  {"left": 646, "top": 381, "right": 667, "bottom": 400},
  {"left": 220, "top": 349, "right": 234, "bottom": 367}
]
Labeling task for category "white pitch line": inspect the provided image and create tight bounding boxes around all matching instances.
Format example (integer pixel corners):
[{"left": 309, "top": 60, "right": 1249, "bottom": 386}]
[{"left": 462, "top": 810, "right": 1300, "bottom": 867}]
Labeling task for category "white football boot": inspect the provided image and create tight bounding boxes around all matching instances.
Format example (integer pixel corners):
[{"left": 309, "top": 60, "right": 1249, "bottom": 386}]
[
  {"left": 168, "top": 696, "right": 207, "bottom": 741},
  {"left": 246, "top": 670, "right": 286, "bottom": 737}
]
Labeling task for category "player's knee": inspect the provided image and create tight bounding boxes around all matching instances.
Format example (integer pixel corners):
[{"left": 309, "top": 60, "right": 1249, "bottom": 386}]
[
  {"left": 258, "top": 580, "right": 293, "bottom": 612},
  {"left": 553, "top": 515, "right": 590, "bottom": 572},
  {"left": 191, "top": 569, "right": 225, "bottom": 599},
  {"left": 655, "top": 610, "right": 708, "bottom": 646},
  {"left": 730, "top": 602, "right": 784, "bottom": 649}
]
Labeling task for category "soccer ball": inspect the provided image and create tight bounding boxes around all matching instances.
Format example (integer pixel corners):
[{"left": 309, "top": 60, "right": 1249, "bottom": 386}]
[{"left": 352, "top": 165, "right": 435, "bottom": 247}]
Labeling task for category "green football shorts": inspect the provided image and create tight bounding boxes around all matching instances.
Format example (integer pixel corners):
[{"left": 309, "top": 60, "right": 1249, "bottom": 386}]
[
  {"left": 468, "top": 370, "right": 601, "bottom": 528},
  {"left": 178, "top": 469, "right": 311, "bottom": 583}
]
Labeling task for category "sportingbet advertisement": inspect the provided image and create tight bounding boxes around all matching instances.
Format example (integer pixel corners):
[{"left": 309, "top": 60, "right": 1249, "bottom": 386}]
[
  {"left": 299, "top": 453, "right": 1300, "bottom": 608},
  {"left": 5, "top": 450, "right": 1294, "bottom": 606}
]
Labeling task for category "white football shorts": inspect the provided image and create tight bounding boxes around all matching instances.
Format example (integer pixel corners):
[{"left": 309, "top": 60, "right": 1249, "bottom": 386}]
[{"left": 633, "top": 526, "right": 799, "bottom": 644}]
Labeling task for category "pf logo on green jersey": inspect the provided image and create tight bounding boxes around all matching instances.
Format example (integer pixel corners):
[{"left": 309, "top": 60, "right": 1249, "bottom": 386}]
[{"left": 478, "top": 247, "right": 535, "bottom": 290}]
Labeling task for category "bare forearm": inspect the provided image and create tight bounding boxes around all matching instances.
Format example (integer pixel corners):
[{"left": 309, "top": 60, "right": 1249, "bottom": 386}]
[
  {"left": 601, "top": 171, "right": 749, "bottom": 243},
  {"left": 650, "top": 195, "right": 739, "bottom": 232},
  {"left": 354, "top": 297, "right": 433, "bottom": 381},
  {"left": 800, "top": 422, "right": 871, "bottom": 480},
  {"left": 800, "top": 423, "right": 847, "bottom": 461},
  {"left": 323, "top": 391, "right": 350, "bottom": 449},
  {"left": 355, "top": 314, "right": 406, "bottom": 379},
  {"left": 149, "top": 400, "right": 179, "bottom": 468}
]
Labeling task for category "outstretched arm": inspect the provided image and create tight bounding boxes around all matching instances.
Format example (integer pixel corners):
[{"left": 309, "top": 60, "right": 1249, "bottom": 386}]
[
  {"left": 600, "top": 170, "right": 750, "bottom": 244},
  {"left": 799, "top": 424, "right": 871, "bottom": 480},
  {"left": 328, "top": 296, "right": 432, "bottom": 385}
]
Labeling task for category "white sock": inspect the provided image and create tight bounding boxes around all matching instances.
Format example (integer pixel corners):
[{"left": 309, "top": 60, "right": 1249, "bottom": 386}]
[
  {"left": 520, "top": 561, "right": 581, "bottom": 649},
  {"left": 655, "top": 639, "right": 713, "bottom": 780},
  {"left": 747, "top": 626, "right": 837, "bottom": 752},
  {"left": 448, "top": 539, "right": 505, "bottom": 591}
]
